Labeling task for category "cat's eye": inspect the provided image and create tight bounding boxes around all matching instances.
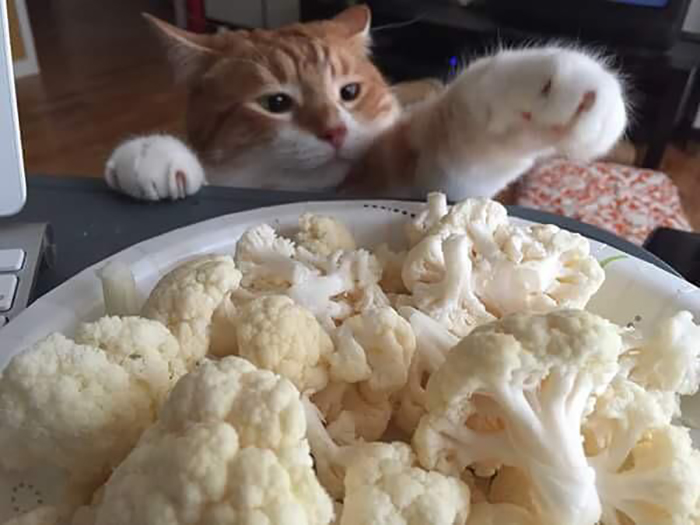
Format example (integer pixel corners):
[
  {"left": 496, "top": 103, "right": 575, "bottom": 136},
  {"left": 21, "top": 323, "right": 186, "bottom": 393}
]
[
  {"left": 258, "top": 93, "right": 294, "bottom": 114},
  {"left": 340, "top": 83, "right": 361, "bottom": 102}
]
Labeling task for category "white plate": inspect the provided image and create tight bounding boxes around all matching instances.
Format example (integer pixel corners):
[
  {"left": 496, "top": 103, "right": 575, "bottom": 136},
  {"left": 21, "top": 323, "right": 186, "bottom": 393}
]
[{"left": 1, "top": 200, "right": 699, "bottom": 520}]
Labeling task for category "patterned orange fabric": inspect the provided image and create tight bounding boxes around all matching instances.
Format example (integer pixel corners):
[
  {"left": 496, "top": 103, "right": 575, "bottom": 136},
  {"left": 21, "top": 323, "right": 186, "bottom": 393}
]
[{"left": 517, "top": 159, "right": 691, "bottom": 245}]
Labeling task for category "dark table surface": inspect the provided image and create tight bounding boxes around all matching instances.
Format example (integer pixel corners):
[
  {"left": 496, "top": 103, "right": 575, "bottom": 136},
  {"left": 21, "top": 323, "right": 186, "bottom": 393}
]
[{"left": 4, "top": 175, "right": 679, "bottom": 301}]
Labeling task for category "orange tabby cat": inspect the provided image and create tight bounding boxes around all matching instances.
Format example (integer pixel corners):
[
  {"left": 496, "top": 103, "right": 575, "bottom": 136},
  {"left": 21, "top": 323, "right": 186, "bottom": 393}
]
[{"left": 105, "top": 6, "right": 627, "bottom": 201}]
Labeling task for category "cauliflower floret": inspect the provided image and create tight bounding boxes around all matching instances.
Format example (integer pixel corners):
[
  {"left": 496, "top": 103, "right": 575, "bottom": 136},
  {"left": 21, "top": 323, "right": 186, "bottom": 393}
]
[
  {"left": 232, "top": 295, "right": 333, "bottom": 394},
  {"left": 159, "top": 356, "right": 305, "bottom": 452},
  {"left": 0, "top": 317, "right": 183, "bottom": 506},
  {"left": 92, "top": 356, "right": 334, "bottom": 525},
  {"left": 393, "top": 307, "right": 459, "bottom": 435},
  {"left": 424, "top": 196, "right": 509, "bottom": 249},
  {"left": 583, "top": 377, "right": 678, "bottom": 458},
  {"left": 310, "top": 307, "right": 414, "bottom": 443},
  {"left": 94, "top": 422, "right": 332, "bottom": 525},
  {"left": 289, "top": 249, "right": 389, "bottom": 330},
  {"left": 404, "top": 234, "right": 495, "bottom": 336},
  {"left": 296, "top": 213, "right": 356, "bottom": 257},
  {"left": 414, "top": 310, "right": 623, "bottom": 525},
  {"left": 234, "top": 223, "right": 388, "bottom": 331},
  {"left": 592, "top": 425, "right": 700, "bottom": 525},
  {"left": 477, "top": 224, "right": 605, "bottom": 316},
  {"left": 622, "top": 310, "right": 700, "bottom": 396},
  {"left": 582, "top": 377, "right": 699, "bottom": 525},
  {"left": 142, "top": 254, "right": 242, "bottom": 365},
  {"left": 74, "top": 315, "right": 187, "bottom": 403},
  {"left": 402, "top": 196, "right": 603, "bottom": 336},
  {"left": 235, "top": 223, "right": 318, "bottom": 293},
  {"left": 329, "top": 306, "right": 415, "bottom": 396},
  {"left": 303, "top": 396, "right": 357, "bottom": 499},
  {"left": 405, "top": 192, "right": 450, "bottom": 246},
  {"left": 340, "top": 442, "right": 471, "bottom": 525},
  {"left": 97, "top": 261, "right": 142, "bottom": 316},
  {"left": 313, "top": 382, "right": 392, "bottom": 445},
  {"left": 302, "top": 398, "right": 401, "bottom": 501}
]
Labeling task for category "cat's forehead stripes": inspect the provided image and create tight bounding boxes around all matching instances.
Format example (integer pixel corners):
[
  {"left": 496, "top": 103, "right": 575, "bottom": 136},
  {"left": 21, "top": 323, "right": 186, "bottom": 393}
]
[{"left": 237, "top": 32, "right": 352, "bottom": 89}]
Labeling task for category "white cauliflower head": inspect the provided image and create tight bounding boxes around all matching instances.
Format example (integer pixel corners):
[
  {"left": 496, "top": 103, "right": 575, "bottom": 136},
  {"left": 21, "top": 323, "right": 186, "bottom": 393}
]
[
  {"left": 92, "top": 355, "right": 333, "bottom": 525},
  {"left": 340, "top": 442, "right": 471, "bottom": 525},
  {"left": 414, "top": 310, "right": 623, "bottom": 525},
  {"left": 312, "top": 306, "right": 414, "bottom": 444},
  {"left": 74, "top": 315, "right": 187, "bottom": 403},
  {"left": 235, "top": 222, "right": 388, "bottom": 332},
  {"left": 302, "top": 396, "right": 355, "bottom": 499},
  {"left": 393, "top": 307, "right": 459, "bottom": 435},
  {"left": 142, "top": 254, "right": 242, "bottom": 365},
  {"left": 0, "top": 317, "right": 183, "bottom": 504},
  {"left": 403, "top": 234, "right": 495, "bottom": 336},
  {"left": 94, "top": 420, "right": 332, "bottom": 525},
  {"left": 593, "top": 425, "right": 700, "bottom": 525},
  {"left": 405, "top": 192, "right": 450, "bottom": 246},
  {"left": 233, "top": 295, "right": 334, "bottom": 394},
  {"left": 288, "top": 249, "right": 389, "bottom": 331},
  {"left": 159, "top": 356, "right": 306, "bottom": 452},
  {"left": 584, "top": 377, "right": 700, "bottom": 525},
  {"left": 424, "top": 197, "right": 509, "bottom": 249},
  {"left": 622, "top": 310, "right": 700, "bottom": 396},
  {"left": 402, "top": 195, "right": 603, "bottom": 336},
  {"left": 476, "top": 224, "right": 605, "bottom": 316},
  {"left": 329, "top": 306, "right": 415, "bottom": 396},
  {"left": 296, "top": 213, "right": 356, "bottom": 257},
  {"left": 235, "top": 223, "right": 318, "bottom": 293}
]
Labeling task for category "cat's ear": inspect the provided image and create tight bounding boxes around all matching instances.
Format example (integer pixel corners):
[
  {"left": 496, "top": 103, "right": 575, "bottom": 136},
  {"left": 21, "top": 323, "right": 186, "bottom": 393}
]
[
  {"left": 332, "top": 5, "right": 372, "bottom": 46},
  {"left": 143, "top": 13, "right": 223, "bottom": 84}
]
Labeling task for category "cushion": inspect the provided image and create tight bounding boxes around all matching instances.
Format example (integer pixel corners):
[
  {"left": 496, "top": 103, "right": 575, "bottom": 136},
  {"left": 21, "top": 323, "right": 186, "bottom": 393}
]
[{"left": 516, "top": 158, "right": 692, "bottom": 245}]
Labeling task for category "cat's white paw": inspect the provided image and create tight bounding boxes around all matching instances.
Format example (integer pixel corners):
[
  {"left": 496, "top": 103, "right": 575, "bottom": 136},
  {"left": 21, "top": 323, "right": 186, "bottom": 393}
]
[
  {"left": 105, "top": 135, "right": 206, "bottom": 201},
  {"left": 457, "top": 47, "right": 627, "bottom": 161}
]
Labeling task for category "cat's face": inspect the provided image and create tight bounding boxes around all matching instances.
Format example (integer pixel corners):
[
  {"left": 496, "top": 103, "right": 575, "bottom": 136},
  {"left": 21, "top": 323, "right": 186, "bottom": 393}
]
[{"left": 149, "top": 7, "right": 400, "bottom": 188}]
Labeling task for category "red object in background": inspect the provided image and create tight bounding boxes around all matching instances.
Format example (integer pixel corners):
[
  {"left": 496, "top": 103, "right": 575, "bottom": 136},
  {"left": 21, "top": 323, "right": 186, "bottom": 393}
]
[
  {"left": 517, "top": 158, "right": 691, "bottom": 245},
  {"left": 186, "top": 0, "right": 206, "bottom": 32}
]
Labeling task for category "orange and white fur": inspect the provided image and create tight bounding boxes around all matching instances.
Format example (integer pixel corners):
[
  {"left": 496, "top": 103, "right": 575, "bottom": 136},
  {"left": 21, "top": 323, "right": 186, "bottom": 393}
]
[{"left": 105, "top": 6, "right": 627, "bottom": 201}]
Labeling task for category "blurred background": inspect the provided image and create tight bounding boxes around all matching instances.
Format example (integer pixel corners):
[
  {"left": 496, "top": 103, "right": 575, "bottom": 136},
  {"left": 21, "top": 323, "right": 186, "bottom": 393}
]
[{"left": 8, "top": 0, "right": 700, "bottom": 228}]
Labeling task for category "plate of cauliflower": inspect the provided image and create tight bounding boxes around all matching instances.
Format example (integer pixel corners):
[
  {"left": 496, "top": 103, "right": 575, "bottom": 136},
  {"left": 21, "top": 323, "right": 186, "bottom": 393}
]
[{"left": 0, "top": 192, "right": 699, "bottom": 525}]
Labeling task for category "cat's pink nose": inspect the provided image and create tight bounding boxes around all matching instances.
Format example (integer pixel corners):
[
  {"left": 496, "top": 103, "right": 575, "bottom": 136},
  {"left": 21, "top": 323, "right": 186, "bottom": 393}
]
[{"left": 320, "top": 125, "right": 347, "bottom": 149}]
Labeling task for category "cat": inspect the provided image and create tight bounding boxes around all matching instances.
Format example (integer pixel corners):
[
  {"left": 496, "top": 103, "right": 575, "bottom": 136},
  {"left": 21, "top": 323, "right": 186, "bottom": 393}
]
[{"left": 105, "top": 5, "right": 627, "bottom": 202}]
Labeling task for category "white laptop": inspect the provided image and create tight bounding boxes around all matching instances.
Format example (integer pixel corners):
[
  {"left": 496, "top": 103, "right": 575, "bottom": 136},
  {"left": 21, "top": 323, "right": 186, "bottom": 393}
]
[
  {"left": 0, "top": 1, "right": 52, "bottom": 327},
  {"left": 0, "top": 0, "right": 26, "bottom": 217}
]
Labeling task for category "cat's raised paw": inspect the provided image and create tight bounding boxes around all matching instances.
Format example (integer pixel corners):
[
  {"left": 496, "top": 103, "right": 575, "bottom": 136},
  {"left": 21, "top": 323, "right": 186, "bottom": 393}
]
[
  {"left": 105, "top": 135, "right": 206, "bottom": 201},
  {"left": 458, "top": 47, "right": 627, "bottom": 162}
]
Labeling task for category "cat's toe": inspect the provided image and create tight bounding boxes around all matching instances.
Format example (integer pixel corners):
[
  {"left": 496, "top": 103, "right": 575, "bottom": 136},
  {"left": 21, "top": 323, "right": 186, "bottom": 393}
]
[
  {"left": 577, "top": 90, "right": 596, "bottom": 114},
  {"left": 168, "top": 169, "right": 192, "bottom": 200},
  {"left": 166, "top": 163, "right": 205, "bottom": 200},
  {"left": 175, "top": 170, "right": 187, "bottom": 199}
]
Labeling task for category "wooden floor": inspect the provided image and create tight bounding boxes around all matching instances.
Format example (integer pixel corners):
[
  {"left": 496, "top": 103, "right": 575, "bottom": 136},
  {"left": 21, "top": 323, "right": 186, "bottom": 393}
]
[
  {"left": 16, "top": 0, "right": 185, "bottom": 178},
  {"left": 14, "top": 0, "right": 700, "bottom": 230}
]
